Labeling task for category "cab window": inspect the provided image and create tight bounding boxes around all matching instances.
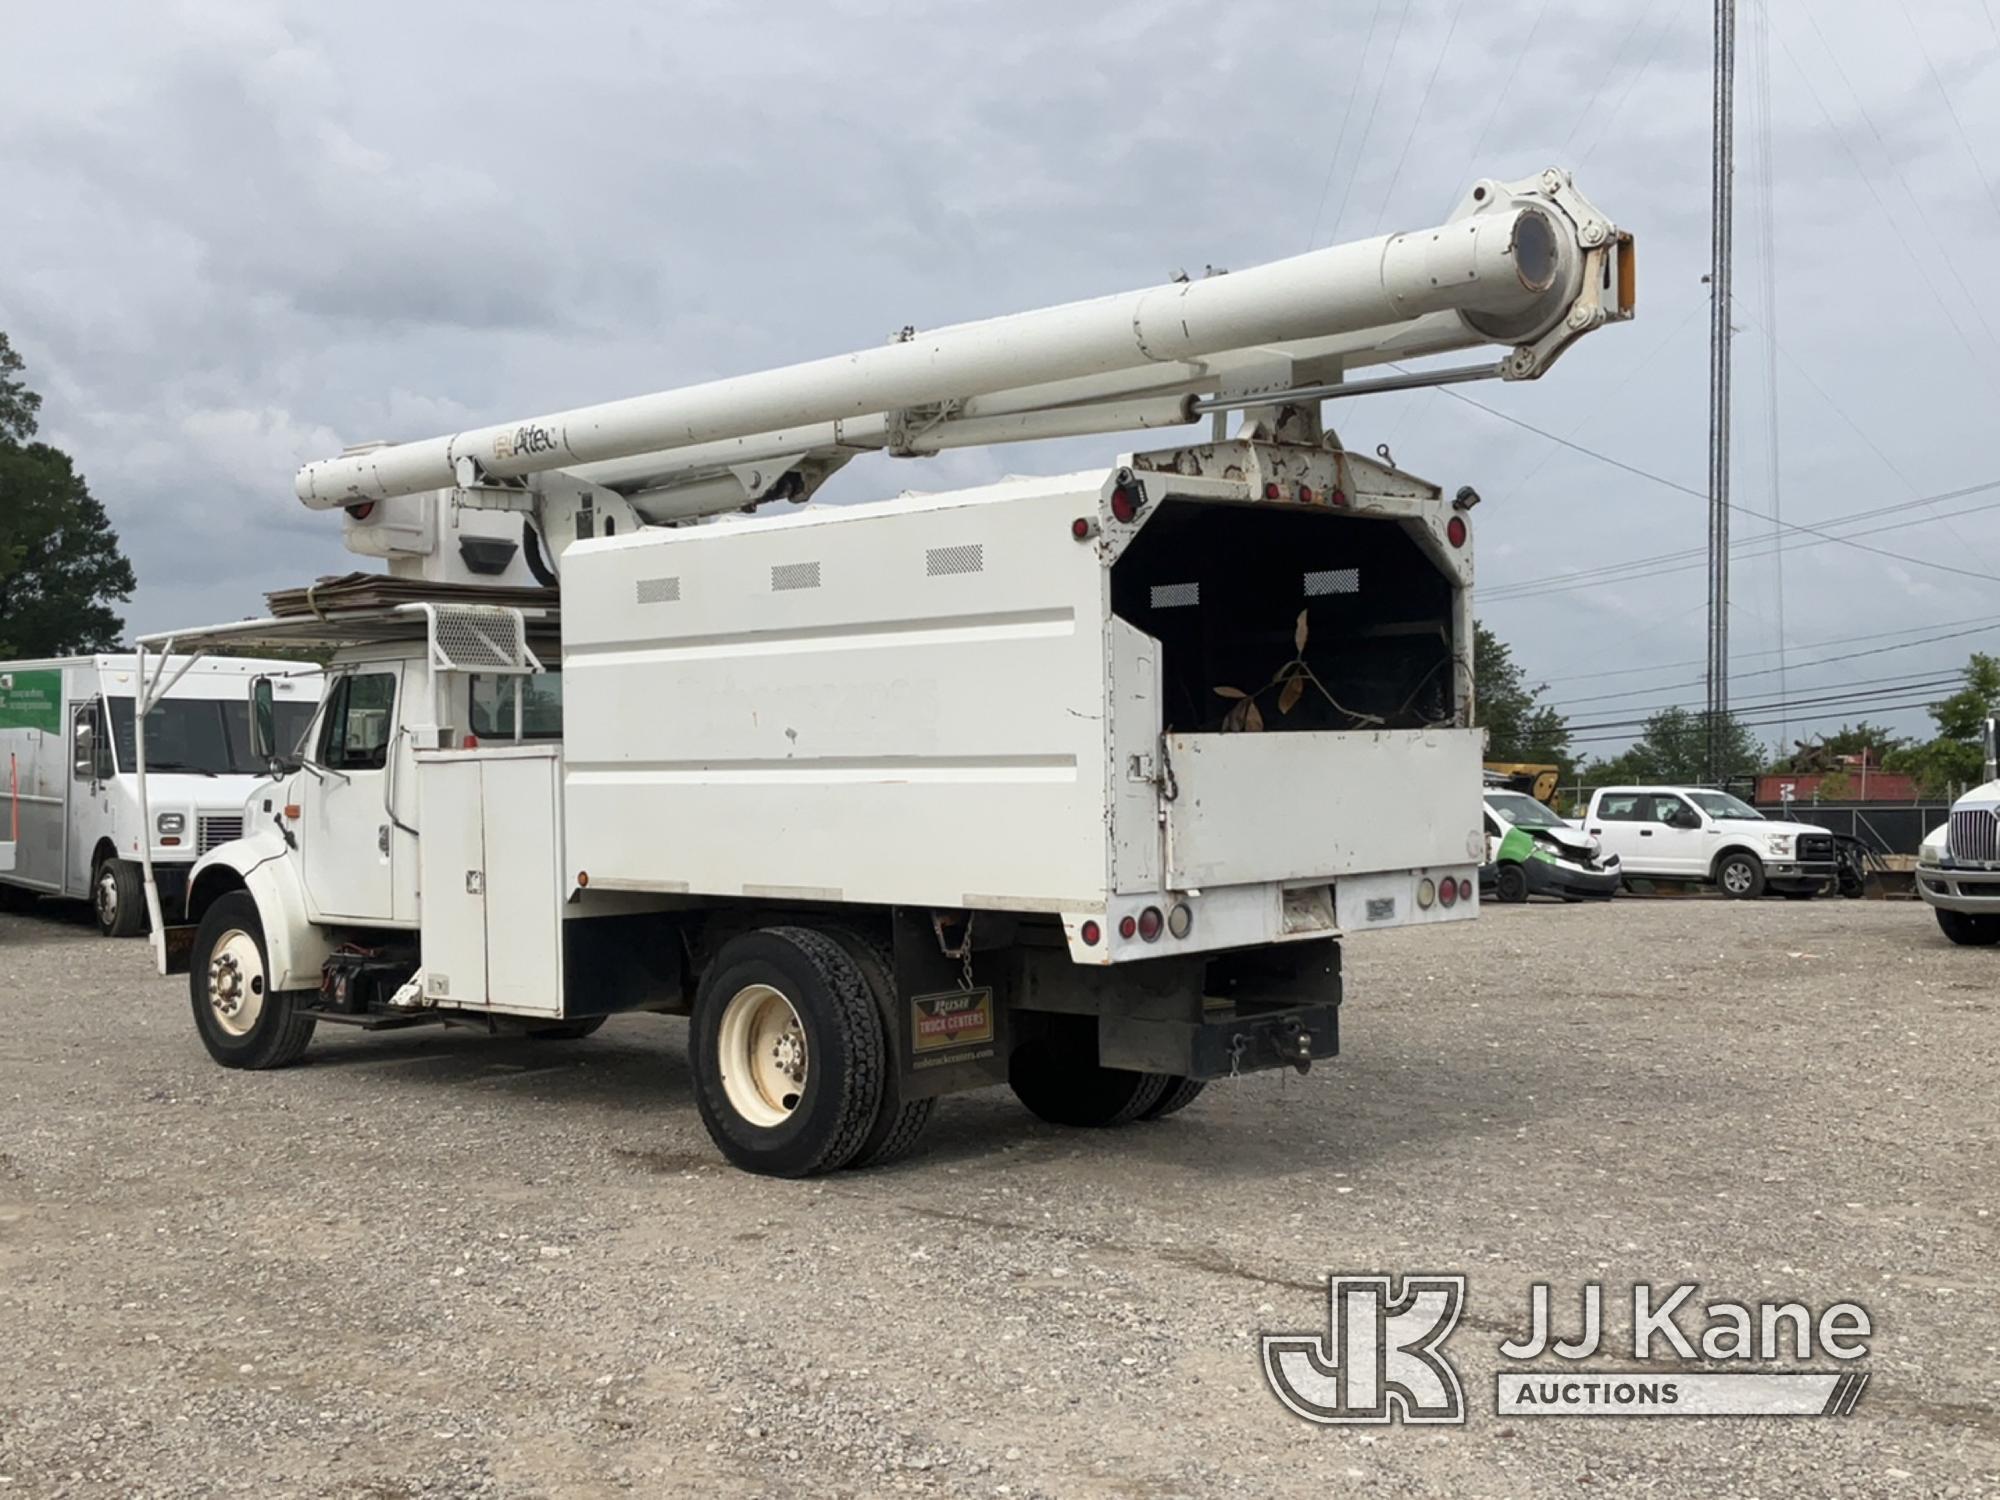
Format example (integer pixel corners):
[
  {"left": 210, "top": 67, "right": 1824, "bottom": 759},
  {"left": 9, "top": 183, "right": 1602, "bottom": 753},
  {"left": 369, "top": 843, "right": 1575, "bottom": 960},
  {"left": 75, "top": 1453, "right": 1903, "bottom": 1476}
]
[
  {"left": 1597, "top": 794, "right": 1644, "bottom": 821},
  {"left": 1652, "top": 795, "right": 1699, "bottom": 827},
  {"left": 320, "top": 673, "right": 397, "bottom": 771},
  {"left": 469, "top": 672, "right": 563, "bottom": 742}
]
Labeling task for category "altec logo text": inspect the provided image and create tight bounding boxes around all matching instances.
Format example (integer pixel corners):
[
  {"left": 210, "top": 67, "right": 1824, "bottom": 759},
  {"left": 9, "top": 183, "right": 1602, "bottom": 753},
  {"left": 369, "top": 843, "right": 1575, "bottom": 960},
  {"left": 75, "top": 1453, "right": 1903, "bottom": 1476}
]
[{"left": 1263, "top": 1276, "right": 1872, "bottom": 1424}]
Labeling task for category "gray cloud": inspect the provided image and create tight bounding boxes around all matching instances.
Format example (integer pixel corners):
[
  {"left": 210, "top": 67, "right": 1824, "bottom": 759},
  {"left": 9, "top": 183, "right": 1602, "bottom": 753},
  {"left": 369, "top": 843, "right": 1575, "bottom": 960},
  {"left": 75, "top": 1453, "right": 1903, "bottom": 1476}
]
[{"left": 3, "top": 0, "right": 1998, "bottom": 752}]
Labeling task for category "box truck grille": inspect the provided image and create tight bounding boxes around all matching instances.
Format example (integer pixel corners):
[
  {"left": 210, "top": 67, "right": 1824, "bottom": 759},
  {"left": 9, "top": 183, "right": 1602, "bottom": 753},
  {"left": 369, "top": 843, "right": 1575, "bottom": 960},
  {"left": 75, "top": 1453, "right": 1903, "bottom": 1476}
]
[
  {"left": 1951, "top": 808, "right": 1999, "bottom": 864},
  {"left": 198, "top": 815, "right": 244, "bottom": 855}
]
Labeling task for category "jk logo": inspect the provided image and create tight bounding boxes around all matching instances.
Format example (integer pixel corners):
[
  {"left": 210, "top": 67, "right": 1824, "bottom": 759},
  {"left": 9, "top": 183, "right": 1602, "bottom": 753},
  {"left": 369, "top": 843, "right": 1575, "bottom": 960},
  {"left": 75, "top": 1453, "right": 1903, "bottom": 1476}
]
[{"left": 1262, "top": 1274, "right": 1467, "bottom": 1425}]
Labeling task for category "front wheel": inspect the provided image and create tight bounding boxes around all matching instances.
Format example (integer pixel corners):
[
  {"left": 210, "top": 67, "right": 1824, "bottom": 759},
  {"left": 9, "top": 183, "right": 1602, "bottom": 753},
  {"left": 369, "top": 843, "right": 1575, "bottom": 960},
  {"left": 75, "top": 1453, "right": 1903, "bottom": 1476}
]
[
  {"left": 189, "top": 892, "right": 317, "bottom": 1068},
  {"left": 690, "top": 926, "right": 885, "bottom": 1177},
  {"left": 1716, "top": 852, "right": 1766, "bottom": 900},
  {"left": 1495, "top": 863, "right": 1530, "bottom": 904},
  {"left": 94, "top": 858, "right": 146, "bottom": 937},
  {"left": 1937, "top": 908, "right": 2000, "bottom": 946}
]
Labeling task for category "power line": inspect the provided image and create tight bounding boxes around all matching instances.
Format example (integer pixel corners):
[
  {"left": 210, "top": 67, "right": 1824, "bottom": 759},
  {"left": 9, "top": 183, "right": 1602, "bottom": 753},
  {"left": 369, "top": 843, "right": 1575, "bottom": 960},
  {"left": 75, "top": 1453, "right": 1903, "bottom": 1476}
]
[
  {"left": 1370, "top": 0, "right": 1471, "bottom": 236},
  {"left": 1563, "top": 674, "right": 1964, "bottom": 737},
  {"left": 1545, "top": 612, "right": 2000, "bottom": 684}
]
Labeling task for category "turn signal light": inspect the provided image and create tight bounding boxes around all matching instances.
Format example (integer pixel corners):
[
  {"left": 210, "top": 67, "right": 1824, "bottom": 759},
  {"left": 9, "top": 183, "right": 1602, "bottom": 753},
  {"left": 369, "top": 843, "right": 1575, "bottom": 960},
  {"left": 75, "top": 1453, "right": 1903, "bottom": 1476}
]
[
  {"left": 160, "top": 836, "right": 181, "bottom": 847},
  {"left": 283, "top": 804, "right": 300, "bottom": 820},
  {"left": 1439, "top": 876, "right": 1458, "bottom": 907},
  {"left": 1416, "top": 877, "right": 1436, "bottom": 909}
]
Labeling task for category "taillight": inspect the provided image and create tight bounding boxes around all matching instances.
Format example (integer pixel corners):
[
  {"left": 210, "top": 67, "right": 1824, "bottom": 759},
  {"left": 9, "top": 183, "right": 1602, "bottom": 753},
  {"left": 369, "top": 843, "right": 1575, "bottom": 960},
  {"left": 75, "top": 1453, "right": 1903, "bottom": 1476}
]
[
  {"left": 1439, "top": 877, "right": 1458, "bottom": 908},
  {"left": 1263, "top": 482, "right": 1281, "bottom": 500},
  {"left": 1446, "top": 515, "right": 1468, "bottom": 548},
  {"left": 1118, "top": 914, "right": 1138, "bottom": 940},
  {"left": 1298, "top": 484, "right": 1315, "bottom": 504},
  {"left": 1110, "top": 485, "right": 1142, "bottom": 524},
  {"left": 1458, "top": 877, "right": 1474, "bottom": 903},
  {"left": 1080, "top": 919, "right": 1102, "bottom": 947},
  {"left": 1137, "top": 906, "right": 1164, "bottom": 942},
  {"left": 1329, "top": 488, "right": 1349, "bottom": 507}
]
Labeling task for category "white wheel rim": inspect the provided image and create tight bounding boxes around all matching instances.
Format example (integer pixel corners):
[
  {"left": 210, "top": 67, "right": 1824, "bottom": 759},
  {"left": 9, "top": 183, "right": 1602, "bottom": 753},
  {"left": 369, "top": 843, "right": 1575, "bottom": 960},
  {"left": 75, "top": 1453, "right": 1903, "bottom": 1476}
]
[
  {"left": 716, "top": 983, "right": 807, "bottom": 1128},
  {"left": 96, "top": 869, "right": 118, "bottom": 926},
  {"left": 207, "top": 929, "right": 266, "bottom": 1037}
]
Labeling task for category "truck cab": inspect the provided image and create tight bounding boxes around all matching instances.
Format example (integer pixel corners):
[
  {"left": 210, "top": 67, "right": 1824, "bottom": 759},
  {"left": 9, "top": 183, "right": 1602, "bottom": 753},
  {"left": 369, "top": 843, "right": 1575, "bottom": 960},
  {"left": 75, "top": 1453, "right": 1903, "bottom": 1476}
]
[
  {"left": 1582, "top": 785, "right": 1835, "bottom": 899},
  {"left": 1915, "top": 720, "right": 2000, "bottom": 945}
]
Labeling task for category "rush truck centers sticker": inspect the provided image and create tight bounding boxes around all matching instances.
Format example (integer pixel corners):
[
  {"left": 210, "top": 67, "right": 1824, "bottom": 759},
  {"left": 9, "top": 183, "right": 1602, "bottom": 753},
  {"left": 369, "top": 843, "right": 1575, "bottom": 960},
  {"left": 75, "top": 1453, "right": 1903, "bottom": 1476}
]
[{"left": 910, "top": 987, "right": 995, "bottom": 1053}]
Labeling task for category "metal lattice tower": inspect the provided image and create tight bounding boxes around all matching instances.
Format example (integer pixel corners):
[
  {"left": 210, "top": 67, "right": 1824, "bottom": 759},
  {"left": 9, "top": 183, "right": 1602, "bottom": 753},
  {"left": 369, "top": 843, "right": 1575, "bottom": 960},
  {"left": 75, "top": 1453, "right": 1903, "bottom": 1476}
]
[{"left": 1706, "top": 0, "right": 1737, "bottom": 780}]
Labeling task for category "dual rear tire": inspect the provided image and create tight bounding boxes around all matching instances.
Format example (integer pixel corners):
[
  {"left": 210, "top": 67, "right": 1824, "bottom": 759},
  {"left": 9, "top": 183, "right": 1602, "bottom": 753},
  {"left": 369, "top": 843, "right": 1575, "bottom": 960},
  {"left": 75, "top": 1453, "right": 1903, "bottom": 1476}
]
[{"left": 1007, "top": 1013, "right": 1205, "bottom": 1126}]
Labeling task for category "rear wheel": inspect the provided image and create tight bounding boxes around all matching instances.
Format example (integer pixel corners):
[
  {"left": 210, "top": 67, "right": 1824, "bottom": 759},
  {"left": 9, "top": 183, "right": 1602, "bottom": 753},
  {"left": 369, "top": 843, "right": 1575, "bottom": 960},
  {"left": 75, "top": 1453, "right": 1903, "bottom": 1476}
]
[
  {"left": 1716, "top": 852, "right": 1766, "bottom": 900},
  {"left": 1937, "top": 908, "right": 2000, "bottom": 946},
  {"left": 690, "top": 927, "right": 884, "bottom": 1177},
  {"left": 1495, "top": 863, "right": 1530, "bottom": 904},
  {"left": 1009, "top": 1016, "right": 1169, "bottom": 1127},
  {"left": 189, "top": 892, "right": 317, "bottom": 1068},
  {"left": 826, "top": 927, "right": 935, "bottom": 1170},
  {"left": 1139, "top": 1076, "right": 1207, "bottom": 1120},
  {"left": 94, "top": 857, "right": 146, "bottom": 937}
]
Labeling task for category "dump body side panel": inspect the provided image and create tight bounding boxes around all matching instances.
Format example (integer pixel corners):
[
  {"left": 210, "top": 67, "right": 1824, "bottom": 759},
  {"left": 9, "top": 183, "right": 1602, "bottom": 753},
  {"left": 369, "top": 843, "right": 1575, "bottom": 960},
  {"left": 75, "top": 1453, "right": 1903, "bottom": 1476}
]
[{"left": 559, "top": 481, "right": 1113, "bottom": 912}]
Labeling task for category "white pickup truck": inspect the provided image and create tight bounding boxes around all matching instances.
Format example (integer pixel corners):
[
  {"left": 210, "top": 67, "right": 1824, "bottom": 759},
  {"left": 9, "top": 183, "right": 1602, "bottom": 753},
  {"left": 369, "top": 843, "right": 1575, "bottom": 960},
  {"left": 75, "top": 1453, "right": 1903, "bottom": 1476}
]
[{"left": 1580, "top": 785, "right": 1837, "bottom": 899}]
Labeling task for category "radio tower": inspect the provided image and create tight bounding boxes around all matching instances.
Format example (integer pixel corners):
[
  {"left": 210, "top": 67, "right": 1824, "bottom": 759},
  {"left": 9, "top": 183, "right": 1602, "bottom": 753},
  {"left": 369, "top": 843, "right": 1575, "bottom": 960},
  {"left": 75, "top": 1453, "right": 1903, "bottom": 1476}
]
[{"left": 1706, "top": 0, "right": 1737, "bottom": 781}]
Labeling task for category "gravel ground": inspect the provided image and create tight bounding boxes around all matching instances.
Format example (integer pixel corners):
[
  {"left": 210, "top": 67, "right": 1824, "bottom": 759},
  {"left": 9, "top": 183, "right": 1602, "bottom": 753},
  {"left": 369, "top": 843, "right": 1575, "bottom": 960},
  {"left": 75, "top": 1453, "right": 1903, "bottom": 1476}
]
[{"left": 0, "top": 894, "right": 1995, "bottom": 1499}]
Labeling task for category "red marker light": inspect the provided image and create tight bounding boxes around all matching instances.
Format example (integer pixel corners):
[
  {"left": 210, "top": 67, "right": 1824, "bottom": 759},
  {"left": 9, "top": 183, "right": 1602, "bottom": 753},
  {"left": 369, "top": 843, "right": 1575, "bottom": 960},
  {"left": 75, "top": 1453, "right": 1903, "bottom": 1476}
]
[
  {"left": 1447, "top": 515, "right": 1468, "bottom": 548},
  {"left": 1071, "top": 516, "right": 1094, "bottom": 540},
  {"left": 1080, "top": 919, "right": 1102, "bottom": 947},
  {"left": 1263, "top": 482, "right": 1281, "bottom": 500},
  {"left": 1439, "top": 877, "right": 1458, "bottom": 907},
  {"left": 1458, "top": 877, "right": 1474, "bottom": 903},
  {"left": 1110, "top": 486, "right": 1142, "bottom": 524},
  {"left": 1138, "top": 906, "right": 1164, "bottom": 942},
  {"left": 1298, "top": 484, "right": 1315, "bottom": 504},
  {"left": 1118, "top": 914, "right": 1138, "bottom": 940},
  {"left": 1329, "top": 488, "right": 1348, "bottom": 508}
]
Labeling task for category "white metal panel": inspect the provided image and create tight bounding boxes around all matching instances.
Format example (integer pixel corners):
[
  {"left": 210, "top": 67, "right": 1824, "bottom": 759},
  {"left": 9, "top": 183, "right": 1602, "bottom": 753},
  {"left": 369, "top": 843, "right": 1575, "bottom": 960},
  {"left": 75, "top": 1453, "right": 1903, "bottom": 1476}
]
[
  {"left": 479, "top": 750, "right": 564, "bottom": 1015},
  {"left": 416, "top": 756, "right": 487, "bottom": 1007},
  {"left": 1107, "top": 618, "right": 1162, "bottom": 895},
  {"left": 560, "top": 479, "right": 1113, "bottom": 912},
  {"left": 1162, "top": 727, "right": 1483, "bottom": 889}
]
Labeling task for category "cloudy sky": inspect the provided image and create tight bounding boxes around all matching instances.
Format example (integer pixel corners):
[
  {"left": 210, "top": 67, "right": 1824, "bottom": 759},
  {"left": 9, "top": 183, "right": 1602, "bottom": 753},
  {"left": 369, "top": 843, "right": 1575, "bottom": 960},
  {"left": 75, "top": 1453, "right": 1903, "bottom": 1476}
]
[{"left": 4, "top": 0, "right": 1998, "bottom": 757}]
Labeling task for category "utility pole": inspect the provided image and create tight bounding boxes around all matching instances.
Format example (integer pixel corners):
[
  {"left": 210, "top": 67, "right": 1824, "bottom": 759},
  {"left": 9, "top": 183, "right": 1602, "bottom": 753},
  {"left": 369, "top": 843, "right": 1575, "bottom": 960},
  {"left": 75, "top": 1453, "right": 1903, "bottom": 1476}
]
[{"left": 1706, "top": 0, "right": 1736, "bottom": 782}]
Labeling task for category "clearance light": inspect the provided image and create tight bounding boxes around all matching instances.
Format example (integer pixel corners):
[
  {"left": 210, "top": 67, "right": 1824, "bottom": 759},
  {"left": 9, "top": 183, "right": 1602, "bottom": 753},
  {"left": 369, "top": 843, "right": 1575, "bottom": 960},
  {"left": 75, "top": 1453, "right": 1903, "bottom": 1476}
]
[
  {"left": 1071, "top": 516, "right": 1095, "bottom": 540},
  {"left": 1416, "top": 877, "right": 1436, "bottom": 909},
  {"left": 1298, "top": 485, "right": 1315, "bottom": 504},
  {"left": 283, "top": 804, "right": 301, "bottom": 820},
  {"left": 1110, "top": 486, "right": 1142, "bottom": 524},
  {"left": 1329, "top": 488, "right": 1348, "bottom": 507},
  {"left": 1080, "top": 919, "right": 1102, "bottom": 947},
  {"left": 1447, "top": 515, "right": 1468, "bottom": 548},
  {"left": 1263, "top": 482, "right": 1281, "bottom": 500},
  {"left": 576, "top": 871, "right": 590, "bottom": 888}
]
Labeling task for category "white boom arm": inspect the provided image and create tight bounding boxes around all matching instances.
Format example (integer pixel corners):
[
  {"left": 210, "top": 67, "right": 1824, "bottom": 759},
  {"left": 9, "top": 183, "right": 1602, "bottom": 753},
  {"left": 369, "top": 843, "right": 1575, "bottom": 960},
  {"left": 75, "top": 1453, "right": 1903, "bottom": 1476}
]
[{"left": 297, "top": 169, "right": 1631, "bottom": 517}]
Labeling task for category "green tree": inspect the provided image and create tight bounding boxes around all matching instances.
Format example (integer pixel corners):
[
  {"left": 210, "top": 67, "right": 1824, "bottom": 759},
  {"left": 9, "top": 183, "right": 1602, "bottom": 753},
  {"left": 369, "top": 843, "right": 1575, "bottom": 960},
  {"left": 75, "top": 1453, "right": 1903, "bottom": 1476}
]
[
  {"left": 0, "top": 334, "right": 135, "bottom": 656},
  {"left": 1885, "top": 653, "right": 2000, "bottom": 798},
  {"left": 1473, "top": 622, "right": 1571, "bottom": 765},
  {"left": 1581, "top": 705, "right": 1764, "bottom": 786}
]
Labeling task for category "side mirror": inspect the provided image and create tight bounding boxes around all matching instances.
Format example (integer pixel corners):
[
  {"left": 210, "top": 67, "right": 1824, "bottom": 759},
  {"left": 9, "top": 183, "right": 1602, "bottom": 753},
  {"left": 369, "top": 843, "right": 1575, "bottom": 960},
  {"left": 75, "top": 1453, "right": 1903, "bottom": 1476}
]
[{"left": 249, "top": 677, "right": 278, "bottom": 765}]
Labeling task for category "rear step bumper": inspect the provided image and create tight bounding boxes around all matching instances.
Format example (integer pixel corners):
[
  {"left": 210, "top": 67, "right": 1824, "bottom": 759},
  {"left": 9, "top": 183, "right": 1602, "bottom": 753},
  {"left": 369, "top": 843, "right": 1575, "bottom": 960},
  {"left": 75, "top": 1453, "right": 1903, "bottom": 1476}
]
[{"left": 1099, "top": 999, "right": 1339, "bottom": 1080}]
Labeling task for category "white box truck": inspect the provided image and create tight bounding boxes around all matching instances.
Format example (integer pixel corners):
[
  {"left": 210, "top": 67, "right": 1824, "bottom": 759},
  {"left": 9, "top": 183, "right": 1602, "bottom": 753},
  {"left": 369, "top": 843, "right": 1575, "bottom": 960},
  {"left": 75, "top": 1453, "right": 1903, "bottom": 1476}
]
[
  {"left": 139, "top": 168, "right": 1633, "bottom": 1174},
  {"left": 0, "top": 657, "right": 321, "bottom": 934}
]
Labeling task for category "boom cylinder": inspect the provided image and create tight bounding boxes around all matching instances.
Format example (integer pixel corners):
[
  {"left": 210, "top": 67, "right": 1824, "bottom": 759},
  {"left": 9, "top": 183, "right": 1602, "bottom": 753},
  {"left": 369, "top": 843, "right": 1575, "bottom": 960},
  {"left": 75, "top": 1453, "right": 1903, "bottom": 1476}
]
[{"left": 297, "top": 182, "right": 1609, "bottom": 509}]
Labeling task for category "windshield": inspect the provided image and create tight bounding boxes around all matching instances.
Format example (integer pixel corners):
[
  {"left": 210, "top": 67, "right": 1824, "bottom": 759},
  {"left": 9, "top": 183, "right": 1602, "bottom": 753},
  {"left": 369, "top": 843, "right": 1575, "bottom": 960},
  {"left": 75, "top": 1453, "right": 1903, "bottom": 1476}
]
[
  {"left": 1687, "top": 790, "right": 1762, "bottom": 821},
  {"left": 107, "top": 697, "right": 317, "bottom": 776},
  {"left": 1486, "top": 792, "right": 1567, "bottom": 830}
]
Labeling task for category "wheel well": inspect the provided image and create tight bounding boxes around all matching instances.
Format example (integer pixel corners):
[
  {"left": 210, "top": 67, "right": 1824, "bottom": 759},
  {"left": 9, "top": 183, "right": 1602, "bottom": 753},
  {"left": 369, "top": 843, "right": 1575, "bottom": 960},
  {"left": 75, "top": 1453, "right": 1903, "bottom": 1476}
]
[
  {"left": 1710, "top": 845, "right": 1761, "bottom": 879},
  {"left": 186, "top": 866, "right": 248, "bottom": 927},
  {"left": 90, "top": 837, "right": 118, "bottom": 874}
]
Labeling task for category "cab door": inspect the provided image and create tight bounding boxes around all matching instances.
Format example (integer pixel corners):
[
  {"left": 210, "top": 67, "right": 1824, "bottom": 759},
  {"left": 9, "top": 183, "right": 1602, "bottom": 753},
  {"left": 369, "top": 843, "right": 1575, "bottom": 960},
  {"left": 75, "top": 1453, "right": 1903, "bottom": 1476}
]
[
  {"left": 1648, "top": 793, "right": 1709, "bottom": 876},
  {"left": 1587, "top": 792, "right": 1651, "bottom": 871},
  {"left": 299, "top": 666, "right": 403, "bottom": 923}
]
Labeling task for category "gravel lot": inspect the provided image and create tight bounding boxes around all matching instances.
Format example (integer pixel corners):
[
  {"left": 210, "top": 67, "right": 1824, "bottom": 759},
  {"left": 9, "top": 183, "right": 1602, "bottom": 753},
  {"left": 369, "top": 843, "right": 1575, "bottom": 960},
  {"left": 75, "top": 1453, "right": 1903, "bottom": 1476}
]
[{"left": 0, "top": 895, "right": 1994, "bottom": 1498}]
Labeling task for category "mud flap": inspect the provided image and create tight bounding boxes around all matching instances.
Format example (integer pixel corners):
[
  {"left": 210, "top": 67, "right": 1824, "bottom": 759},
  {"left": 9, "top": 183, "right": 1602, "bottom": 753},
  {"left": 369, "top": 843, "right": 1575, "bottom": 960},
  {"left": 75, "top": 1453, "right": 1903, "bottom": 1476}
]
[{"left": 159, "top": 922, "right": 197, "bottom": 976}]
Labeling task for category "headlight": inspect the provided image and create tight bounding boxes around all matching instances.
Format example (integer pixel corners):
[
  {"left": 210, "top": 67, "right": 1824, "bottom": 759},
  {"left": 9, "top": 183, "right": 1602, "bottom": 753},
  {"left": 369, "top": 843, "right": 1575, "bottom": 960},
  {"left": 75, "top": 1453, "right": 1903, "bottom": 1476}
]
[
  {"left": 1920, "top": 825, "right": 1948, "bottom": 865},
  {"left": 156, "top": 812, "right": 185, "bottom": 835},
  {"left": 1766, "top": 833, "right": 1793, "bottom": 855}
]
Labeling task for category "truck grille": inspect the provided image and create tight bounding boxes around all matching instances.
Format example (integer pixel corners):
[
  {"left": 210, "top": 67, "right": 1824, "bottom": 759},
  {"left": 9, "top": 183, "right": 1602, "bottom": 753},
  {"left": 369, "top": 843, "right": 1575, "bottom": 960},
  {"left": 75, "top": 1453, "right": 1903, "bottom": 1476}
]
[
  {"left": 1950, "top": 808, "right": 1999, "bottom": 864},
  {"left": 197, "top": 815, "right": 244, "bottom": 855},
  {"left": 1797, "top": 833, "right": 1834, "bottom": 863}
]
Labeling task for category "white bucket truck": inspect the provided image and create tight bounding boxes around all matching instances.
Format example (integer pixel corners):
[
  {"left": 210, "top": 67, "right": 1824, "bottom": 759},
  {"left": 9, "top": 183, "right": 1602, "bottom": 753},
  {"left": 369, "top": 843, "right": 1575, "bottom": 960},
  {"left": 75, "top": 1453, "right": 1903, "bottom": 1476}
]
[
  {"left": 0, "top": 657, "right": 319, "bottom": 934},
  {"left": 140, "top": 170, "right": 1633, "bottom": 1174},
  {"left": 1916, "top": 720, "right": 2000, "bottom": 945}
]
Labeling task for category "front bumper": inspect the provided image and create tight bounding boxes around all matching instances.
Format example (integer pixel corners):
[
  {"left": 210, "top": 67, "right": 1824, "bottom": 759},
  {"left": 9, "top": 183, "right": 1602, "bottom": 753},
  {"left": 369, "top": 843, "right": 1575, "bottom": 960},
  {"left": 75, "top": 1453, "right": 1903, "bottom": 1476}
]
[
  {"left": 1917, "top": 861, "right": 2000, "bottom": 913},
  {"left": 1524, "top": 856, "right": 1622, "bottom": 901},
  {"left": 1765, "top": 859, "right": 1837, "bottom": 883}
]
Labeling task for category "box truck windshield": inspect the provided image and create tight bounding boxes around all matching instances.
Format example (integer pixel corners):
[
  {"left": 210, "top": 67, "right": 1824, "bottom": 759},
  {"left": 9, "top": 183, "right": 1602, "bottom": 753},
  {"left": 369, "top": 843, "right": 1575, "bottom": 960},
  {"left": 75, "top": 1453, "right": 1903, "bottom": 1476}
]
[{"left": 107, "top": 697, "right": 317, "bottom": 776}]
